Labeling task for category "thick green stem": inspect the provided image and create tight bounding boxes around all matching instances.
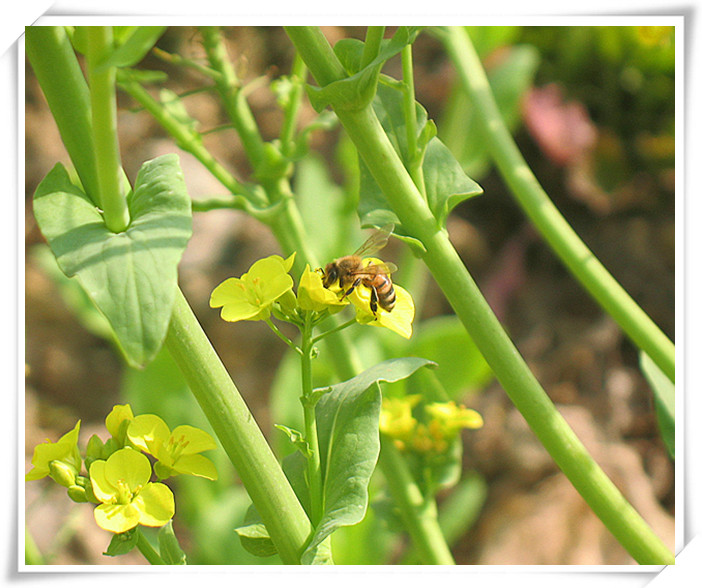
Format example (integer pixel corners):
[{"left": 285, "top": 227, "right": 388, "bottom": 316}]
[
  {"left": 288, "top": 26, "right": 674, "bottom": 565},
  {"left": 26, "top": 26, "right": 101, "bottom": 203},
  {"left": 85, "top": 27, "right": 130, "bottom": 232},
  {"left": 379, "top": 440, "right": 455, "bottom": 565},
  {"left": 165, "top": 288, "right": 312, "bottom": 564},
  {"left": 441, "top": 26, "right": 674, "bottom": 383}
]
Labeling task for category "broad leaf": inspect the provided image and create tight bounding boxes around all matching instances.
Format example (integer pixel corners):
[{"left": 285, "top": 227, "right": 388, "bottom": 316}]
[
  {"left": 33, "top": 154, "right": 192, "bottom": 367},
  {"left": 301, "top": 357, "right": 436, "bottom": 563},
  {"left": 358, "top": 82, "right": 483, "bottom": 231},
  {"left": 640, "top": 352, "right": 675, "bottom": 459}
]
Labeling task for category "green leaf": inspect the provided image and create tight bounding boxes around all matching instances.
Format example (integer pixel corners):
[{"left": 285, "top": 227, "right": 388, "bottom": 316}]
[
  {"left": 409, "top": 315, "right": 493, "bottom": 399},
  {"left": 96, "top": 26, "right": 167, "bottom": 72},
  {"left": 301, "top": 357, "right": 436, "bottom": 563},
  {"left": 358, "top": 82, "right": 482, "bottom": 231},
  {"left": 234, "top": 520, "right": 279, "bottom": 558},
  {"left": 103, "top": 528, "right": 138, "bottom": 556},
  {"left": 640, "top": 352, "right": 675, "bottom": 459},
  {"left": 158, "top": 520, "right": 187, "bottom": 564},
  {"left": 33, "top": 154, "right": 192, "bottom": 367},
  {"left": 306, "top": 26, "right": 422, "bottom": 113}
]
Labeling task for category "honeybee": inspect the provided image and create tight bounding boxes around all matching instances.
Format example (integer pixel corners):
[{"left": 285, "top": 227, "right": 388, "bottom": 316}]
[{"left": 321, "top": 224, "right": 398, "bottom": 315}]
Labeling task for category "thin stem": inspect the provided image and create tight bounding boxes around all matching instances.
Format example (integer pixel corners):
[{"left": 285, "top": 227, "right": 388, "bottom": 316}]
[
  {"left": 440, "top": 26, "right": 675, "bottom": 383},
  {"left": 300, "top": 315, "right": 323, "bottom": 525},
  {"left": 288, "top": 26, "right": 674, "bottom": 565},
  {"left": 165, "top": 288, "right": 313, "bottom": 564},
  {"left": 311, "top": 317, "right": 357, "bottom": 344},
  {"left": 379, "top": 439, "right": 455, "bottom": 565},
  {"left": 265, "top": 317, "right": 303, "bottom": 355},
  {"left": 401, "top": 45, "right": 426, "bottom": 196},
  {"left": 280, "top": 53, "right": 308, "bottom": 157},
  {"left": 135, "top": 528, "right": 165, "bottom": 565},
  {"left": 85, "top": 27, "right": 130, "bottom": 232}
]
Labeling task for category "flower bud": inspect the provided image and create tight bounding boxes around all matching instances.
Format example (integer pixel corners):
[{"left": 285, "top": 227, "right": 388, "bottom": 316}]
[
  {"left": 49, "top": 460, "right": 78, "bottom": 488},
  {"left": 86, "top": 434, "right": 105, "bottom": 460},
  {"left": 67, "top": 484, "right": 88, "bottom": 503}
]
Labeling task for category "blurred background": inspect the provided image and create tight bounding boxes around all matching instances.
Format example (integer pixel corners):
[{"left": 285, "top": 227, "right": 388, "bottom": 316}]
[{"left": 24, "top": 25, "right": 675, "bottom": 565}]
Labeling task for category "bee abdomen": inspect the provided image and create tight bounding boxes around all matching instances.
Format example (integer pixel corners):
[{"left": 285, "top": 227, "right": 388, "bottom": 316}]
[{"left": 376, "top": 276, "right": 396, "bottom": 311}]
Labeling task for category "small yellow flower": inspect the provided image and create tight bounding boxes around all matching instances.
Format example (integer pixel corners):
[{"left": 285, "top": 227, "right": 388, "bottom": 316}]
[
  {"left": 90, "top": 448, "right": 174, "bottom": 534},
  {"left": 424, "top": 401, "right": 483, "bottom": 436},
  {"left": 298, "top": 264, "right": 348, "bottom": 312},
  {"left": 127, "top": 414, "right": 218, "bottom": 481},
  {"left": 380, "top": 395, "right": 421, "bottom": 442},
  {"left": 210, "top": 253, "right": 296, "bottom": 322}
]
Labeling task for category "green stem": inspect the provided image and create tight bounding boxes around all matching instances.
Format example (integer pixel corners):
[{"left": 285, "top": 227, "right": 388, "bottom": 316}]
[
  {"left": 300, "top": 315, "right": 324, "bottom": 525},
  {"left": 288, "top": 26, "right": 674, "bottom": 565},
  {"left": 361, "top": 27, "right": 386, "bottom": 67},
  {"left": 135, "top": 528, "right": 165, "bottom": 565},
  {"left": 401, "top": 45, "right": 426, "bottom": 195},
  {"left": 165, "top": 288, "right": 313, "bottom": 564},
  {"left": 440, "top": 26, "right": 675, "bottom": 383},
  {"left": 25, "top": 26, "right": 101, "bottom": 203},
  {"left": 280, "top": 53, "right": 307, "bottom": 157},
  {"left": 265, "top": 318, "right": 303, "bottom": 354},
  {"left": 85, "top": 26, "right": 130, "bottom": 232},
  {"left": 379, "top": 440, "right": 455, "bottom": 565},
  {"left": 199, "top": 26, "right": 267, "bottom": 171}
]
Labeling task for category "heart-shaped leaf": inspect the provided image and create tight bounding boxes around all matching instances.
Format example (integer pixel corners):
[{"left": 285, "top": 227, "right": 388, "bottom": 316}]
[{"left": 33, "top": 154, "right": 192, "bottom": 367}]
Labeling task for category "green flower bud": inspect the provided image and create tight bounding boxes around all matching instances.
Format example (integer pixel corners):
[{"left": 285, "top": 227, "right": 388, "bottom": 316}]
[
  {"left": 86, "top": 434, "right": 105, "bottom": 460},
  {"left": 67, "top": 484, "right": 88, "bottom": 503},
  {"left": 48, "top": 460, "right": 78, "bottom": 488}
]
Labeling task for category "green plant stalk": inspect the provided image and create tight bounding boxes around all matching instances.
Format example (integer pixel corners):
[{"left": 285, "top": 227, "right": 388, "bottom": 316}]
[
  {"left": 279, "top": 53, "right": 308, "bottom": 157},
  {"left": 401, "top": 45, "right": 426, "bottom": 196},
  {"left": 287, "top": 25, "right": 674, "bottom": 565},
  {"left": 85, "top": 27, "right": 130, "bottom": 232},
  {"left": 25, "top": 26, "right": 101, "bottom": 204},
  {"left": 199, "top": 27, "right": 267, "bottom": 171},
  {"left": 300, "top": 316, "right": 324, "bottom": 525},
  {"left": 165, "top": 288, "right": 313, "bottom": 564},
  {"left": 379, "top": 439, "right": 455, "bottom": 565},
  {"left": 361, "top": 27, "right": 386, "bottom": 68},
  {"left": 136, "top": 528, "right": 165, "bottom": 565},
  {"left": 440, "top": 26, "right": 675, "bottom": 383}
]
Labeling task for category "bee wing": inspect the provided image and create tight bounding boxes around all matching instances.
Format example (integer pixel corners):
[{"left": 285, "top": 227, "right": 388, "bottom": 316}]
[
  {"left": 353, "top": 224, "right": 395, "bottom": 257},
  {"left": 350, "top": 261, "right": 398, "bottom": 276}
]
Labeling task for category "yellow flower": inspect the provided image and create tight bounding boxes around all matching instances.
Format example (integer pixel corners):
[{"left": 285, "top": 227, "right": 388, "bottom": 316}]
[
  {"left": 424, "top": 401, "right": 483, "bottom": 436},
  {"left": 90, "top": 448, "right": 174, "bottom": 534},
  {"left": 380, "top": 395, "right": 422, "bottom": 442},
  {"left": 25, "top": 421, "right": 82, "bottom": 485},
  {"left": 210, "top": 253, "right": 296, "bottom": 322},
  {"left": 298, "top": 264, "right": 348, "bottom": 312}
]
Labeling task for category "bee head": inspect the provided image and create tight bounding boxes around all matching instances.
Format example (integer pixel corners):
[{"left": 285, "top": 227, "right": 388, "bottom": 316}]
[{"left": 322, "top": 262, "right": 338, "bottom": 288}]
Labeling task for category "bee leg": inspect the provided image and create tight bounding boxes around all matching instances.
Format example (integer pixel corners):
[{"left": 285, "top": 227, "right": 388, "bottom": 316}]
[
  {"left": 340, "top": 277, "right": 362, "bottom": 301},
  {"left": 370, "top": 286, "right": 379, "bottom": 315}
]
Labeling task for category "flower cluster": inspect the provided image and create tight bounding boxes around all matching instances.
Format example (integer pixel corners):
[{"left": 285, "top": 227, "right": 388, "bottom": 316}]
[
  {"left": 210, "top": 252, "right": 415, "bottom": 339},
  {"left": 380, "top": 395, "right": 483, "bottom": 455},
  {"left": 26, "top": 404, "right": 218, "bottom": 534}
]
